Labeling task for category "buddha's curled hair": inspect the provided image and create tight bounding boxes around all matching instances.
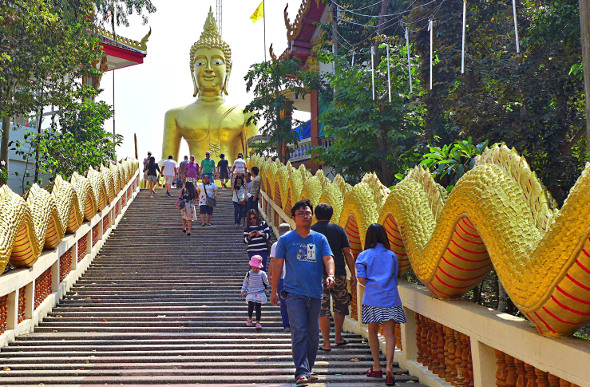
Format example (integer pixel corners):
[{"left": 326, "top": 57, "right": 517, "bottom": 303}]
[{"left": 189, "top": 8, "right": 232, "bottom": 74}]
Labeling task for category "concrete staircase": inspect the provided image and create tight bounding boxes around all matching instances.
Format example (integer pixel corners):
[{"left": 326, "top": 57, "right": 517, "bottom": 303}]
[{"left": 0, "top": 188, "right": 423, "bottom": 386}]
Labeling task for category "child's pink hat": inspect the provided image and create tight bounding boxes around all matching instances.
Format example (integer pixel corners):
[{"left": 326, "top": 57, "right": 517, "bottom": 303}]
[{"left": 249, "top": 255, "right": 264, "bottom": 269}]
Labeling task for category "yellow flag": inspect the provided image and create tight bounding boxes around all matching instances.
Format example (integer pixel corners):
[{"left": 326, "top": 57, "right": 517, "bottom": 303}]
[{"left": 250, "top": 1, "right": 264, "bottom": 23}]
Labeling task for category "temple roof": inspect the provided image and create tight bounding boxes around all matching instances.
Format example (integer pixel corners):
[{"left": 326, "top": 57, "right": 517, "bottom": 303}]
[
  {"left": 280, "top": 0, "right": 328, "bottom": 65},
  {"left": 98, "top": 27, "right": 150, "bottom": 71}
]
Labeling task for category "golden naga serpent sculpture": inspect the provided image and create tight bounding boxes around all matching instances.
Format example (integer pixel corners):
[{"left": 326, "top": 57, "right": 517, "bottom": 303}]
[
  {"left": 250, "top": 145, "right": 590, "bottom": 337},
  {"left": 0, "top": 159, "right": 139, "bottom": 273}
]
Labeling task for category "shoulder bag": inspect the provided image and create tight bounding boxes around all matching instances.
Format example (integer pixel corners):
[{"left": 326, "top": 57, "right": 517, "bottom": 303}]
[
  {"left": 203, "top": 183, "right": 217, "bottom": 208},
  {"left": 237, "top": 187, "right": 247, "bottom": 205},
  {"left": 176, "top": 189, "right": 186, "bottom": 209}
]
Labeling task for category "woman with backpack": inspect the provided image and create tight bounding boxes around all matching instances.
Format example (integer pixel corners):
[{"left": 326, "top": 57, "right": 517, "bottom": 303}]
[
  {"left": 177, "top": 181, "right": 198, "bottom": 235},
  {"left": 243, "top": 209, "right": 271, "bottom": 270}
]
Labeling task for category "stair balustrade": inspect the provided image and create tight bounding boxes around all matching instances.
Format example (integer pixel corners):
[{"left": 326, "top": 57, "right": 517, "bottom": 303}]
[
  {"left": 0, "top": 164, "right": 140, "bottom": 349},
  {"left": 257, "top": 175, "right": 590, "bottom": 387}
]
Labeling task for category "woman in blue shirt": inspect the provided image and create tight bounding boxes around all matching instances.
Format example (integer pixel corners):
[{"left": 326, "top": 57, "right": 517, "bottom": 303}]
[{"left": 356, "top": 223, "right": 406, "bottom": 386}]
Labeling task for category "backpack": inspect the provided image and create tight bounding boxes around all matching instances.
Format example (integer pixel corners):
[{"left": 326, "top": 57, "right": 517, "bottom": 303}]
[{"left": 246, "top": 271, "right": 268, "bottom": 289}]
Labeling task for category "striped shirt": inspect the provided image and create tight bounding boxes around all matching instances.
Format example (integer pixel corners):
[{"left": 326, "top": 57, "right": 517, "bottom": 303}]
[
  {"left": 241, "top": 270, "right": 269, "bottom": 295},
  {"left": 244, "top": 222, "right": 271, "bottom": 252}
]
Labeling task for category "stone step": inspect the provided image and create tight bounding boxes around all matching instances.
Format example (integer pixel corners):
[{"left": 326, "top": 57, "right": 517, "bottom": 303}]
[
  {"left": 2, "top": 343, "right": 370, "bottom": 352},
  {"left": 10, "top": 337, "right": 354, "bottom": 345},
  {"left": 0, "top": 360, "right": 379, "bottom": 370},
  {"left": 0, "top": 354, "right": 377, "bottom": 363},
  {"left": 0, "top": 375, "right": 419, "bottom": 386},
  {"left": 0, "top": 349, "right": 372, "bottom": 357}
]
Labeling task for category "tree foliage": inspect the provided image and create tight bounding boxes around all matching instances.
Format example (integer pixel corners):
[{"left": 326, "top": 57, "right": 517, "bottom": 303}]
[
  {"left": 244, "top": 58, "right": 320, "bottom": 163},
  {"left": 407, "top": 0, "right": 588, "bottom": 203},
  {"left": 315, "top": 47, "right": 425, "bottom": 185},
  {"left": 314, "top": 0, "right": 588, "bottom": 204},
  {"left": 11, "top": 99, "right": 120, "bottom": 190},
  {"left": 0, "top": 0, "right": 155, "bottom": 186},
  {"left": 397, "top": 137, "right": 496, "bottom": 192}
]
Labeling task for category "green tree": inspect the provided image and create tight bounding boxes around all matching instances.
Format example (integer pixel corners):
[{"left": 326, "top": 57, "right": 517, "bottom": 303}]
[
  {"left": 0, "top": 0, "right": 155, "bottom": 182},
  {"left": 244, "top": 58, "right": 320, "bottom": 163},
  {"left": 407, "top": 0, "right": 588, "bottom": 203},
  {"left": 11, "top": 99, "right": 120, "bottom": 190},
  {"left": 315, "top": 47, "right": 425, "bottom": 185}
]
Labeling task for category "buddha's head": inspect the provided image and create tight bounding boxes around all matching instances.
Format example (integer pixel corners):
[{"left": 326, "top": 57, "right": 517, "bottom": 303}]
[{"left": 190, "top": 8, "right": 232, "bottom": 98}]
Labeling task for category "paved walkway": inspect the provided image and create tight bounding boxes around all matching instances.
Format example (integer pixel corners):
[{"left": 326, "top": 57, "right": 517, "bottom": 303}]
[{"left": 0, "top": 188, "right": 423, "bottom": 386}]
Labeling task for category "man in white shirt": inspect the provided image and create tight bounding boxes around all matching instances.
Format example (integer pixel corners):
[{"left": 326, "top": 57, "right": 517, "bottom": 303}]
[
  {"left": 160, "top": 155, "right": 178, "bottom": 197},
  {"left": 231, "top": 153, "right": 248, "bottom": 181}
]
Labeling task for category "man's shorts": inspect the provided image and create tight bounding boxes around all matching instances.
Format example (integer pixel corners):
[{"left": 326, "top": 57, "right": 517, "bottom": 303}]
[
  {"left": 199, "top": 205, "right": 213, "bottom": 215},
  {"left": 320, "top": 275, "right": 350, "bottom": 317},
  {"left": 219, "top": 170, "right": 229, "bottom": 179},
  {"left": 164, "top": 175, "right": 174, "bottom": 185},
  {"left": 146, "top": 175, "right": 158, "bottom": 182}
]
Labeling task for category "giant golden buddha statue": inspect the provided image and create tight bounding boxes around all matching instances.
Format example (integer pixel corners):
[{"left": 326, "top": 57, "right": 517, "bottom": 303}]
[{"left": 162, "top": 8, "right": 257, "bottom": 161}]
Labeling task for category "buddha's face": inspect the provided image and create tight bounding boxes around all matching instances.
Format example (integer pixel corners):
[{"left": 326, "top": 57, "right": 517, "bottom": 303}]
[{"left": 192, "top": 48, "right": 228, "bottom": 97}]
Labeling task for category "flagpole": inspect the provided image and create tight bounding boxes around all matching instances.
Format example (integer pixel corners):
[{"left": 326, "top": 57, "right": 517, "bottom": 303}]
[{"left": 263, "top": 0, "right": 267, "bottom": 61}]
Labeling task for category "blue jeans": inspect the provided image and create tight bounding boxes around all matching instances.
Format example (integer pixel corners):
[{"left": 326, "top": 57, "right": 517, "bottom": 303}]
[
  {"left": 277, "top": 279, "right": 290, "bottom": 329},
  {"left": 285, "top": 293, "right": 321, "bottom": 379},
  {"left": 233, "top": 201, "right": 246, "bottom": 225},
  {"left": 248, "top": 251, "right": 267, "bottom": 271},
  {"left": 203, "top": 173, "right": 214, "bottom": 181},
  {"left": 247, "top": 197, "right": 259, "bottom": 212}
]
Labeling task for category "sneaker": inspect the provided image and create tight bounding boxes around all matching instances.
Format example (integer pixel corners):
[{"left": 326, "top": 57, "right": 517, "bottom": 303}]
[
  {"left": 246, "top": 318, "right": 253, "bottom": 327},
  {"left": 255, "top": 322, "right": 262, "bottom": 330},
  {"left": 187, "top": 232, "right": 191, "bottom": 236},
  {"left": 166, "top": 191, "right": 171, "bottom": 197}
]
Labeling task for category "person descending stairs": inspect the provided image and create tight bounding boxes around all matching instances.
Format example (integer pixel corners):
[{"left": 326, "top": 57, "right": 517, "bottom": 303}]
[{"left": 0, "top": 188, "right": 424, "bottom": 386}]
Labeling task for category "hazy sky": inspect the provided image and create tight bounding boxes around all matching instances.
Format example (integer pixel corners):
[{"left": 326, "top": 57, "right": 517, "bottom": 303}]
[{"left": 97, "top": 0, "right": 305, "bottom": 161}]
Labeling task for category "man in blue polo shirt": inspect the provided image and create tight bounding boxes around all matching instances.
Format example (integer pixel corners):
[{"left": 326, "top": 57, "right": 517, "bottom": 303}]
[{"left": 270, "top": 200, "right": 335, "bottom": 386}]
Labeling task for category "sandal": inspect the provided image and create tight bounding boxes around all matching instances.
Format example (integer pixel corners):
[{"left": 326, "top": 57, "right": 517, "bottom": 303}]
[
  {"left": 385, "top": 373, "right": 396, "bottom": 386},
  {"left": 366, "top": 367, "right": 383, "bottom": 378},
  {"left": 295, "top": 375, "right": 310, "bottom": 385},
  {"left": 335, "top": 339, "right": 349, "bottom": 346},
  {"left": 318, "top": 346, "right": 331, "bottom": 352}
]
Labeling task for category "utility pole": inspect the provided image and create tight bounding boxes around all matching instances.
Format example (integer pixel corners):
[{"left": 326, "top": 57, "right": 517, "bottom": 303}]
[
  {"left": 331, "top": 4, "right": 338, "bottom": 56},
  {"left": 580, "top": 0, "right": 590, "bottom": 152},
  {"left": 216, "top": 0, "right": 222, "bottom": 37}
]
